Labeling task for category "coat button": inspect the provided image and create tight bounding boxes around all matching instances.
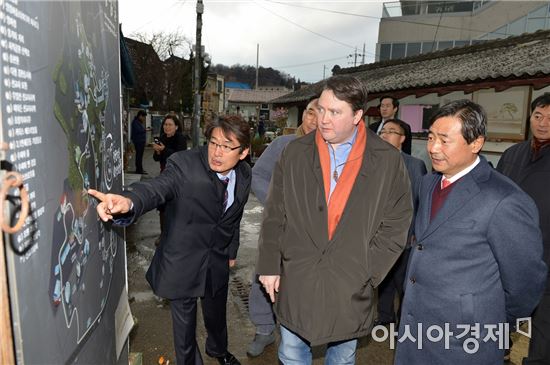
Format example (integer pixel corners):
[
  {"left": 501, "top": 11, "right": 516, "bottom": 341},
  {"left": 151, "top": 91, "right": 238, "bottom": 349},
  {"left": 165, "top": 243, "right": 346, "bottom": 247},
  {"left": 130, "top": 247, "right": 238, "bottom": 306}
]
[
  {"left": 417, "top": 244, "right": 423, "bottom": 250},
  {"left": 410, "top": 277, "right": 416, "bottom": 284}
]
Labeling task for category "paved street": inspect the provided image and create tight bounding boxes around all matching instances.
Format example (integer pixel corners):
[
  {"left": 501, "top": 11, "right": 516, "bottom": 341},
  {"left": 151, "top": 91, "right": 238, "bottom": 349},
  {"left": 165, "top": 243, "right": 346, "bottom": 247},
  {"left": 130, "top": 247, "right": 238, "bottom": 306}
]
[{"left": 126, "top": 147, "right": 529, "bottom": 365}]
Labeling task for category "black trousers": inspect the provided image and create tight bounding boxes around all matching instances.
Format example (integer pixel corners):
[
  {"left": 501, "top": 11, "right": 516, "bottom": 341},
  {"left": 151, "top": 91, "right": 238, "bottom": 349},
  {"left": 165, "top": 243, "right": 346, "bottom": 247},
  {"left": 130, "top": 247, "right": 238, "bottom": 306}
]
[
  {"left": 170, "top": 272, "right": 229, "bottom": 365},
  {"left": 523, "top": 291, "right": 550, "bottom": 365},
  {"left": 134, "top": 142, "right": 145, "bottom": 173},
  {"left": 377, "top": 248, "right": 410, "bottom": 323}
]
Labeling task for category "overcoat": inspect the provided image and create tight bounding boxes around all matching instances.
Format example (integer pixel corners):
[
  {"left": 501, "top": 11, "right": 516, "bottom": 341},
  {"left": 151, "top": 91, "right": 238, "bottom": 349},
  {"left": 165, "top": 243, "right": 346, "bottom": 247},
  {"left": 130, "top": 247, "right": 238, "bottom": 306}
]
[
  {"left": 395, "top": 158, "right": 547, "bottom": 365},
  {"left": 257, "top": 129, "right": 413, "bottom": 346},
  {"left": 122, "top": 146, "right": 251, "bottom": 299}
]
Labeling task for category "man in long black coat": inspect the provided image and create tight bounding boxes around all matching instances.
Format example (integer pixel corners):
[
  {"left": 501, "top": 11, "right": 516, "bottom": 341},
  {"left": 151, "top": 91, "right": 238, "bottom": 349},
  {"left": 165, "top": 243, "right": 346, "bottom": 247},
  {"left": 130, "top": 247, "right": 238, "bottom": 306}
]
[
  {"left": 89, "top": 116, "right": 251, "bottom": 365},
  {"left": 497, "top": 93, "right": 550, "bottom": 365}
]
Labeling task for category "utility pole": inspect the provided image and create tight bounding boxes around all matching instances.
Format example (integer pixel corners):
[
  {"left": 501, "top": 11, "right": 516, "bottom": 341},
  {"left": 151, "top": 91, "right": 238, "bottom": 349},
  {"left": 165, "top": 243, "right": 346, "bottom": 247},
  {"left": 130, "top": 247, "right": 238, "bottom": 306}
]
[
  {"left": 192, "top": 0, "right": 204, "bottom": 148},
  {"left": 362, "top": 43, "right": 366, "bottom": 65},
  {"left": 323, "top": 64, "right": 327, "bottom": 79},
  {"left": 255, "top": 43, "right": 259, "bottom": 89},
  {"left": 354, "top": 46, "right": 358, "bottom": 67}
]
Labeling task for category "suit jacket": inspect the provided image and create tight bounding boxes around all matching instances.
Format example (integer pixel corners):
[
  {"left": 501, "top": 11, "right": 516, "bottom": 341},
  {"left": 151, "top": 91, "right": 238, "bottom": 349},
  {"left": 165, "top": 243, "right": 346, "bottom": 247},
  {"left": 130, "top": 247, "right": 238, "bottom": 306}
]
[
  {"left": 402, "top": 153, "right": 427, "bottom": 240},
  {"left": 395, "top": 157, "right": 547, "bottom": 365},
  {"left": 122, "top": 146, "right": 251, "bottom": 299},
  {"left": 257, "top": 130, "right": 413, "bottom": 345},
  {"left": 497, "top": 140, "right": 550, "bottom": 294}
]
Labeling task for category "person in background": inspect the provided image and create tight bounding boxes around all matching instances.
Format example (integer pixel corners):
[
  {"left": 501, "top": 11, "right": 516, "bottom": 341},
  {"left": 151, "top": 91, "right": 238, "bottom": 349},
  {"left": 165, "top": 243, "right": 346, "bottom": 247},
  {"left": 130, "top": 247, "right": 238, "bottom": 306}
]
[
  {"left": 395, "top": 100, "right": 547, "bottom": 365},
  {"left": 257, "top": 75, "right": 412, "bottom": 364},
  {"left": 376, "top": 118, "right": 427, "bottom": 326},
  {"left": 246, "top": 96, "right": 318, "bottom": 357},
  {"left": 369, "top": 96, "right": 412, "bottom": 154},
  {"left": 131, "top": 109, "right": 147, "bottom": 174},
  {"left": 89, "top": 115, "right": 251, "bottom": 365},
  {"left": 153, "top": 114, "right": 187, "bottom": 171},
  {"left": 497, "top": 93, "right": 550, "bottom": 365}
]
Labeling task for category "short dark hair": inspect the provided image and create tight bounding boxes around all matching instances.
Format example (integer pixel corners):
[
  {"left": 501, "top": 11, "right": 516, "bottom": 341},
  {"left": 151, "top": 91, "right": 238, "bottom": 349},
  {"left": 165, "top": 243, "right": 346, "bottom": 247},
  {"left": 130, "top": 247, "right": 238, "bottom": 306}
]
[
  {"left": 430, "top": 99, "right": 486, "bottom": 144},
  {"left": 379, "top": 95, "right": 399, "bottom": 110},
  {"left": 384, "top": 118, "right": 411, "bottom": 141},
  {"left": 531, "top": 93, "right": 550, "bottom": 113},
  {"left": 323, "top": 75, "right": 367, "bottom": 113},
  {"left": 162, "top": 114, "right": 182, "bottom": 133},
  {"left": 137, "top": 110, "right": 147, "bottom": 117},
  {"left": 204, "top": 114, "right": 251, "bottom": 152}
]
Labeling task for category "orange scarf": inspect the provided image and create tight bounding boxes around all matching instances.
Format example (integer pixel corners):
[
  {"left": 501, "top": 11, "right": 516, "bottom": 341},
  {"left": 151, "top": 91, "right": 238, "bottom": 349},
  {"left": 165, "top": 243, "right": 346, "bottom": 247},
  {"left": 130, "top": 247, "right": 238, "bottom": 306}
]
[{"left": 315, "top": 122, "right": 367, "bottom": 240}]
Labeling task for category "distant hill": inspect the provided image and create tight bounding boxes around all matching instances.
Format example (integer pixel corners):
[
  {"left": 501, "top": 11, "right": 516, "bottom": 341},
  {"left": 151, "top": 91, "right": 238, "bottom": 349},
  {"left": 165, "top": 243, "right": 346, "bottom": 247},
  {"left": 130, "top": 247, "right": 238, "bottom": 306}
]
[{"left": 211, "top": 64, "right": 301, "bottom": 90}]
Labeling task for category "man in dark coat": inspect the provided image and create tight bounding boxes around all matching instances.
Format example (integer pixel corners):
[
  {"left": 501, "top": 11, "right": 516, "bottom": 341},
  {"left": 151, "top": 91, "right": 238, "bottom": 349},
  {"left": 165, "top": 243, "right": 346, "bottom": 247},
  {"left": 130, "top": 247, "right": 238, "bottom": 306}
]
[
  {"left": 89, "top": 116, "right": 251, "bottom": 365},
  {"left": 376, "top": 119, "right": 427, "bottom": 326},
  {"left": 497, "top": 93, "right": 550, "bottom": 365},
  {"left": 369, "top": 96, "right": 412, "bottom": 154},
  {"left": 131, "top": 109, "right": 147, "bottom": 174},
  {"left": 258, "top": 75, "right": 413, "bottom": 364},
  {"left": 395, "top": 100, "right": 547, "bottom": 365}
]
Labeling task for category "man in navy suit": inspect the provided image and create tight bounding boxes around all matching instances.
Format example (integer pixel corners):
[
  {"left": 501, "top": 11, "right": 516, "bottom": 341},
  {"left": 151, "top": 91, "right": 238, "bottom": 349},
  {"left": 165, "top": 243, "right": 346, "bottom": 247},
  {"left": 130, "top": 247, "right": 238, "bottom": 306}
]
[
  {"left": 89, "top": 116, "right": 251, "bottom": 365},
  {"left": 376, "top": 119, "right": 427, "bottom": 326},
  {"left": 395, "top": 100, "right": 547, "bottom": 365}
]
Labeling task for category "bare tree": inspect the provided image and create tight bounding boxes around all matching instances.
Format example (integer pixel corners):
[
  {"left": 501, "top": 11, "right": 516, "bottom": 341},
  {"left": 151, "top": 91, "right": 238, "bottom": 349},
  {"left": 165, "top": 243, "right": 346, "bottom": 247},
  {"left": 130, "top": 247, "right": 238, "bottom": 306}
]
[{"left": 131, "top": 30, "right": 192, "bottom": 61}]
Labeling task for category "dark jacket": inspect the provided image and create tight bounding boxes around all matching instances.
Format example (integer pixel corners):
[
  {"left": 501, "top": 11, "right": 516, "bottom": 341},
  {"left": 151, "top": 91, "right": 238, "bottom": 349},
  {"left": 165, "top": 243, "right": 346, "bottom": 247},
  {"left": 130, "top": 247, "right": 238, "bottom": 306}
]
[
  {"left": 257, "top": 130, "right": 413, "bottom": 345},
  {"left": 122, "top": 146, "right": 251, "bottom": 299},
  {"left": 497, "top": 141, "right": 550, "bottom": 294},
  {"left": 395, "top": 158, "right": 547, "bottom": 365},
  {"left": 131, "top": 117, "right": 146, "bottom": 145},
  {"left": 153, "top": 132, "right": 187, "bottom": 170}
]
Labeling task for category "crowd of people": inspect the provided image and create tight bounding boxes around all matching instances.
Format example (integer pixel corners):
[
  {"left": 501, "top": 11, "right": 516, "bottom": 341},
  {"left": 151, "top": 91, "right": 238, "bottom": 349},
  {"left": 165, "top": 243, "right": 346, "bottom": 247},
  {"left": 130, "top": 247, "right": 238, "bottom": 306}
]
[{"left": 92, "top": 75, "right": 548, "bottom": 365}]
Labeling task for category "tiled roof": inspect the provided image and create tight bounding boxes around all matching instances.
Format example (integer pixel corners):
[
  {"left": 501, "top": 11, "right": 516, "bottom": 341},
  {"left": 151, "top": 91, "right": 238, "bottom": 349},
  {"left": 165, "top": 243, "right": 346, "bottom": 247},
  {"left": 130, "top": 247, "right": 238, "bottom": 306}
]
[
  {"left": 271, "top": 29, "right": 550, "bottom": 104},
  {"left": 227, "top": 89, "right": 291, "bottom": 103}
]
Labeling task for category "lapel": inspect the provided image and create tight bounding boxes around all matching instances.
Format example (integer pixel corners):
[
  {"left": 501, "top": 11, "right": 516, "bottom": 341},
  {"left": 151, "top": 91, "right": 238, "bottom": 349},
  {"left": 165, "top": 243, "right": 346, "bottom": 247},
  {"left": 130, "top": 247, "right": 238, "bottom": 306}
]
[
  {"left": 223, "top": 161, "right": 250, "bottom": 218},
  {"left": 417, "top": 158, "right": 491, "bottom": 241},
  {"left": 516, "top": 141, "right": 550, "bottom": 186}
]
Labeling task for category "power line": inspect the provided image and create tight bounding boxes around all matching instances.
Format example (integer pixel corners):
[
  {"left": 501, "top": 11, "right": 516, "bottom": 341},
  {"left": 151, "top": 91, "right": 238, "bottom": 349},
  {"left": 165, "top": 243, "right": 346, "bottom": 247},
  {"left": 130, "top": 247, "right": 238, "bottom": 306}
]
[
  {"left": 127, "top": 0, "right": 187, "bottom": 34},
  {"left": 253, "top": 0, "right": 357, "bottom": 50},
  {"left": 264, "top": 0, "right": 509, "bottom": 37},
  {"left": 275, "top": 55, "right": 348, "bottom": 69}
]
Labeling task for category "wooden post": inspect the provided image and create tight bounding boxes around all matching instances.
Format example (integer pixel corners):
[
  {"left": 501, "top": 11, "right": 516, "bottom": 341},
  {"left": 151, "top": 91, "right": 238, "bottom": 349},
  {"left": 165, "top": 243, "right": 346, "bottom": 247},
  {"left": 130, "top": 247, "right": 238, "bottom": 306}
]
[{"left": 0, "top": 236, "right": 15, "bottom": 364}]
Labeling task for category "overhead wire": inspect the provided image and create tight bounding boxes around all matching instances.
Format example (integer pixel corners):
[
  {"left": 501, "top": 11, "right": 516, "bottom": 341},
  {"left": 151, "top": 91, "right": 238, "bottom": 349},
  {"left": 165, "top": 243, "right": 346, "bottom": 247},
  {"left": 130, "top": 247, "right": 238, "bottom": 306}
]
[
  {"left": 264, "top": 0, "right": 509, "bottom": 37},
  {"left": 275, "top": 55, "right": 349, "bottom": 69}
]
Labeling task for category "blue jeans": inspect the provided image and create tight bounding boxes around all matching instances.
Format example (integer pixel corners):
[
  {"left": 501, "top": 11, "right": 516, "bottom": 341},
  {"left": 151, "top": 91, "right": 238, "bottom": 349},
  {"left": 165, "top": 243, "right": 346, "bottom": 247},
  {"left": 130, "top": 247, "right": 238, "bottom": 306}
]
[{"left": 279, "top": 325, "right": 357, "bottom": 365}]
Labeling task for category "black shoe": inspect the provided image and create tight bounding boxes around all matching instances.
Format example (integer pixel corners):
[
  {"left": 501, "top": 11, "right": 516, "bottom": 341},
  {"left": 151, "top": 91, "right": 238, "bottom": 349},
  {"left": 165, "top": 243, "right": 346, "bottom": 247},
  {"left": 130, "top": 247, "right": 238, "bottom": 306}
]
[{"left": 213, "top": 352, "right": 240, "bottom": 365}]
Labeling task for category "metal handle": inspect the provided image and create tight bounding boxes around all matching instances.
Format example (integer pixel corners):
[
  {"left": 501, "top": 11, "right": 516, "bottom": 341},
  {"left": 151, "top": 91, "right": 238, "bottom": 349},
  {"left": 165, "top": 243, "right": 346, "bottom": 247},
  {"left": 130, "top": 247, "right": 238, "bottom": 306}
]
[{"left": 0, "top": 172, "right": 29, "bottom": 234}]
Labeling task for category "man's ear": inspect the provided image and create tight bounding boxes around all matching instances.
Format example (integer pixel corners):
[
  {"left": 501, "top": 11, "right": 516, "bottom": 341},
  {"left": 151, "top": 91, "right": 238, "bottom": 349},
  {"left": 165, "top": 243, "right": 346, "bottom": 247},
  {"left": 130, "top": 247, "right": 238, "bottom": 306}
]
[
  {"left": 239, "top": 147, "right": 250, "bottom": 160},
  {"left": 470, "top": 136, "right": 485, "bottom": 154},
  {"left": 353, "top": 110, "right": 364, "bottom": 125}
]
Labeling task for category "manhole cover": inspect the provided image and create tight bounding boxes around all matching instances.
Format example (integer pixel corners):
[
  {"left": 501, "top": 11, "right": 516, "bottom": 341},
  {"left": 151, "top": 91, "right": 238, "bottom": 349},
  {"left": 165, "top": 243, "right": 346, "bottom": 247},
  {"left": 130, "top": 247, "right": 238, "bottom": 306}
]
[{"left": 230, "top": 276, "right": 250, "bottom": 313}]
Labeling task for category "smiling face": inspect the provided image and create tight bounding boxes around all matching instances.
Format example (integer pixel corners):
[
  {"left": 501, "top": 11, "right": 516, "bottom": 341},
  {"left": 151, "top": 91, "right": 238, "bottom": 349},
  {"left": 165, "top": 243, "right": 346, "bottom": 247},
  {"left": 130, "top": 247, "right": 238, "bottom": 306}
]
[
  {"left": 301, "top": 98, "right": 319, "bottom": 135},
  {"left": 163, "top": 118, "right": 178, "bottom": 137},
  {"left": 427, "top": 116, "right": 484, "bottom": 178},
  {"left": 317, "top": 89, "right": 363, "bottom": 146},
  {"left": 207, "top": 127, "right": 249, "bottom": 175},
  {"left": 530, "top": 105, "right": 550, "bottom": 142}
]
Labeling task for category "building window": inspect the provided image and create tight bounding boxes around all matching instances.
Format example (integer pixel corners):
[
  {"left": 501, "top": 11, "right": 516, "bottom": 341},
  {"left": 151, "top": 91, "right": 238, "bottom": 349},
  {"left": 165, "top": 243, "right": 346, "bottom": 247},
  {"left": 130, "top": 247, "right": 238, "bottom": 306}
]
[
  {"left": 380, "top": 43, "right": 391, "bottom": 61},
  {"left": 437, "top": 41, "right": 453, "bottom": 50},
  {"left": 407, "top": 42, "right": 421, "bottom": 57},
  {"left": 261, "top": 103, "right": 268, "bottom": 109},
  {"left": 392, "top": 43, "right": 406, "bottom": 59},
  {"left": 454, "top": 40, "right": 470, "bottom": 47},
  {"left": 217, "top": 80, "right": 223, "bottom": 94},
  {"left": 422, "top": 41, "right": 436, "bottom": 53}
]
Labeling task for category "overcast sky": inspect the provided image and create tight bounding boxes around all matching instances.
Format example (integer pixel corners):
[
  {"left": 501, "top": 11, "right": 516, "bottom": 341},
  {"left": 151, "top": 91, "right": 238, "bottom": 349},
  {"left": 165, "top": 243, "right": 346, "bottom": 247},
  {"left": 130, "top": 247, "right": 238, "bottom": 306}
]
[{"left": 119, "top": 0, "right": 385, "bottom": 83}]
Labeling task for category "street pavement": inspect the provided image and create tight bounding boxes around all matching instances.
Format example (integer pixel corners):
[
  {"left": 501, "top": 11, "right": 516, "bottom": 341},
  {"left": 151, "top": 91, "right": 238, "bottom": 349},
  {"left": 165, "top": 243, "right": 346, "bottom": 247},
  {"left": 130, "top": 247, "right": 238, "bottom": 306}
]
[{"left": 126, "top": 147, "right": 528, "bottom": 365}]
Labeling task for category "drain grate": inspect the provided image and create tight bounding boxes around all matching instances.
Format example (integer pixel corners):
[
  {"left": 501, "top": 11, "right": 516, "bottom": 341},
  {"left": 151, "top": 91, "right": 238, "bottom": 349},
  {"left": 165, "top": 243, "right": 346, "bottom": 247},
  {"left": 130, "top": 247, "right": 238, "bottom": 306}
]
[{"left": 230, "top": 276, "right": 250, "bottom": 313}]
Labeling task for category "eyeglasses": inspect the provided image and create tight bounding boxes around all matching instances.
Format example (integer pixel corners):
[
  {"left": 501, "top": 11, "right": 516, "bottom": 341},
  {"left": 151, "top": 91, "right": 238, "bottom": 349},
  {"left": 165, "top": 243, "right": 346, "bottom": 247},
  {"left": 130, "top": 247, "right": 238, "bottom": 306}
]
[
  {"left": 378, "top": 129, "right": 404, "bottom": 136},
  {"left": 208, "top": 140, "right": 241, "bottom": 153}
]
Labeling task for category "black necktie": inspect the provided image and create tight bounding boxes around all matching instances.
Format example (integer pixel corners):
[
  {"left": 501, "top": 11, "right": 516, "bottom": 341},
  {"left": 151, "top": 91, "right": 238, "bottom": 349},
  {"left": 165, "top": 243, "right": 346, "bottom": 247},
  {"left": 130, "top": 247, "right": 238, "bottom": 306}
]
[{"left": 221, "top": 177, "right": 229, "bottom": 211}]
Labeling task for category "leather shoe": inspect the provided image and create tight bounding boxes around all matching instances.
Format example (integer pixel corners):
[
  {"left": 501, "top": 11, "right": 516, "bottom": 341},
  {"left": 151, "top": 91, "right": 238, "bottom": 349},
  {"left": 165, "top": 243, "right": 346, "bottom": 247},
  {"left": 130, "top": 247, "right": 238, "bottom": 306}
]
[{"left": 213, "top": 352, "right": 240, "bottom": 365}]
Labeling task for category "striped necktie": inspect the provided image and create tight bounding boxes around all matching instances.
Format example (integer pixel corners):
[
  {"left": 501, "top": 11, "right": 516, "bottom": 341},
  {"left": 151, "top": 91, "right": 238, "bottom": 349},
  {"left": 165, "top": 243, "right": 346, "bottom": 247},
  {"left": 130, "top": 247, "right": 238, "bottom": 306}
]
[{"left": 222, "top": 177, "right": 229, "bottom": 211}]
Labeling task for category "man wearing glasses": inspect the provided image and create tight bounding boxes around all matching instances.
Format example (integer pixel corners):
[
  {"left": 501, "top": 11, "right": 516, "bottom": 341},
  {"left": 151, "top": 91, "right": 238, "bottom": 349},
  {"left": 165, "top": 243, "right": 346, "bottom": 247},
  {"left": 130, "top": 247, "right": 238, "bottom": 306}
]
[
  {"left": 88, "top": 115, "right": 251, "bottom": 365},
  {"left": 376, "top": 119, "right": 427, "bottom": 327},
  {"left": 497, "top": 93, "right": 550, "bottom": 365}
]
